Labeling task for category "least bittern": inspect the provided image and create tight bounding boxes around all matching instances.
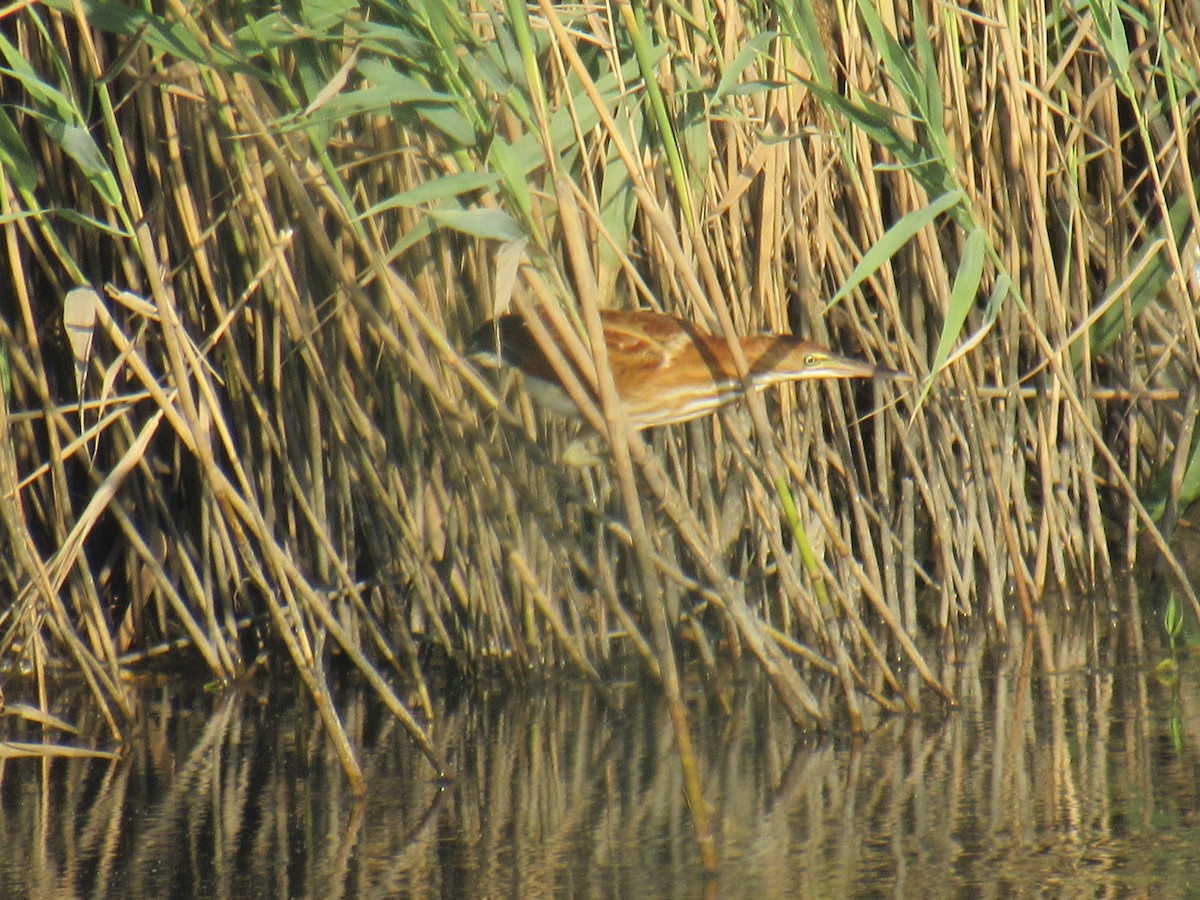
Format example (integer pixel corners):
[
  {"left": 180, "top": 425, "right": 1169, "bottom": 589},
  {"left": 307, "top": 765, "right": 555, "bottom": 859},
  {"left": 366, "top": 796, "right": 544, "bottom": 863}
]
[{"left": 468, "top": 309, "right": 909, "bottom": 430}]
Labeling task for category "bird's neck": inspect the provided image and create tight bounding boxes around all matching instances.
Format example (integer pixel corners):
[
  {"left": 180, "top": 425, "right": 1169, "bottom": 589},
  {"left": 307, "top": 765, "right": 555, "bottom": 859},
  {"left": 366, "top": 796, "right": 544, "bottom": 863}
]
[{"left": 718, "top": 335, "right": 820, "bottom": 387}]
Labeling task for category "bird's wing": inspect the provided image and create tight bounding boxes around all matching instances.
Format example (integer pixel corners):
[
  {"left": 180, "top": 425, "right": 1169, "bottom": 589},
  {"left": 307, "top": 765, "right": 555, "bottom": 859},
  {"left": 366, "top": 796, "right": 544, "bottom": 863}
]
[{"left": 600, "top": 311, "right": 705, "bottom": 369}]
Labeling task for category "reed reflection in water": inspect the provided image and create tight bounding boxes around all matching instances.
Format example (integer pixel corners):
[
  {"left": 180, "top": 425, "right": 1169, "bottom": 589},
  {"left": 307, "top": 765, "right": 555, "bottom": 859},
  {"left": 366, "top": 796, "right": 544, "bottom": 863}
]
[{"left": 2, "top": 604, "right": 1199, "bottom": 898}]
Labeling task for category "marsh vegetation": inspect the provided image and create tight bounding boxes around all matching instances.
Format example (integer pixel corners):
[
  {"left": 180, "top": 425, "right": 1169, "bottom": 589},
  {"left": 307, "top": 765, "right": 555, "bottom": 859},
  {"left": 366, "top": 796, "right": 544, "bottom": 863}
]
[{"left": 2, "top": 0, "right": 1198, "bottom": 866}]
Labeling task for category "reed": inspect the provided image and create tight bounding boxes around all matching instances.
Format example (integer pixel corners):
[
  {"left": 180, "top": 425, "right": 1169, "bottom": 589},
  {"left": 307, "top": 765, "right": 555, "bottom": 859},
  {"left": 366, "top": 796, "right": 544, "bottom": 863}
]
[{"left": 1, "top": 0, "right": 1197, "bottom": 844}]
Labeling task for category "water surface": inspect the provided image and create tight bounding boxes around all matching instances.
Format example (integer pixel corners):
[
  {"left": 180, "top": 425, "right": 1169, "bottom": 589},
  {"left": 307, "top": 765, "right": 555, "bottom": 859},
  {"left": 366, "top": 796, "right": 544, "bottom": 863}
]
[{"left": 2, "top": 606, "right": 1198, "bottom": 898}]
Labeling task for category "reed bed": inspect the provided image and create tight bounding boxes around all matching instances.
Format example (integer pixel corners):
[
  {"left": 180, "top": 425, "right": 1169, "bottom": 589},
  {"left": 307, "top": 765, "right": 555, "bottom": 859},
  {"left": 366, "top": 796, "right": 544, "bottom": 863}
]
[{"left": 1, "top": 0, "right": 1198, "bottom": 850}]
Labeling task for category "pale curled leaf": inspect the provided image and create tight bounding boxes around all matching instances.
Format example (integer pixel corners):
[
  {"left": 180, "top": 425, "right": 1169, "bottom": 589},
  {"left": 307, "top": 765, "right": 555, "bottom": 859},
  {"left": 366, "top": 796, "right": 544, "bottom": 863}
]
[
  {"left": 305, "top": 47, "right": 359, "bottom": 116},
  {"left": 492, "top": 239, "right": 526, "bottom": 320},
  {"left": 63, "top": 287, "right": 99, "bottom": 422}
]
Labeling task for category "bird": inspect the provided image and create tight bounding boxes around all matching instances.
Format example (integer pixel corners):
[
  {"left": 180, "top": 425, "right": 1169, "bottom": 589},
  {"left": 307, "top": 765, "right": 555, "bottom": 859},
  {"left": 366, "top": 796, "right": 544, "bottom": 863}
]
[{"left": 467, "top": 308, "right": 910, "bottom": 431}]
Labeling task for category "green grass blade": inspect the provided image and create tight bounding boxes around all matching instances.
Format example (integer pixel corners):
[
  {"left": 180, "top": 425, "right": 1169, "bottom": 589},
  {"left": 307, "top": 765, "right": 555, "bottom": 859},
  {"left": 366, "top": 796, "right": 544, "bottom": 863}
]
[
  {"left": 428, "top": 207, "right": 525, "bottom": 241},
  {"left": 827, "top": 190, "right": 963, "bottom": 308},
  {"left": 915, "top": 227, "right": 988, "bottom": 406}
]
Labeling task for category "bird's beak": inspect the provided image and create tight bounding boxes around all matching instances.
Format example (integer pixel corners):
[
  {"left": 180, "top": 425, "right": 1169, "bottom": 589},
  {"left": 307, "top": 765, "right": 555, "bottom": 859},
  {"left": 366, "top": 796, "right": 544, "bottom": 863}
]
[
  {"left": 820, "top": 354, "right": 913, "bottom": 382},
  {"left": 870, "top": 363, "right": 913, "bottom": 382}
]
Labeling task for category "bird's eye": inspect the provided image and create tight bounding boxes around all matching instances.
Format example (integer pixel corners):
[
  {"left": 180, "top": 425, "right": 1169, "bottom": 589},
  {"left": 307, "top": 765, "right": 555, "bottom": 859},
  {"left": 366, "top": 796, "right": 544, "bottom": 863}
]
[{"left": 805, "top": 353, "right": 821, "bottom": 367}]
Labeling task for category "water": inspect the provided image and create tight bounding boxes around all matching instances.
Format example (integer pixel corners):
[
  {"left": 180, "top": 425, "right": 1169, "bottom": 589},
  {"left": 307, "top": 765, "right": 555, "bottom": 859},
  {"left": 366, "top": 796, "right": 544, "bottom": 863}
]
[{"left": 2, "top": 607, "right": 1199, "bottom": 898}]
